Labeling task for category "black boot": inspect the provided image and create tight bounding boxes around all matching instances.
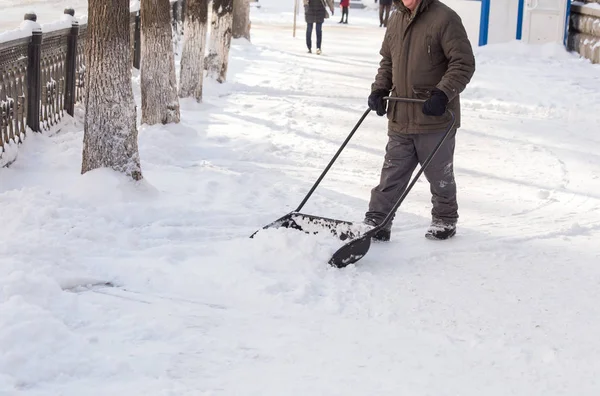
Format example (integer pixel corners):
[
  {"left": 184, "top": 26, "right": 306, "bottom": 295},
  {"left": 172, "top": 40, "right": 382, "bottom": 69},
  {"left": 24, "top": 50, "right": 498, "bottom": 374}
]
[
  {"left": 425, "top": 219, "right": 456, "bottom": 240},
  {"left": 364, "top": 218, "right": 391, "bottom": 242}
]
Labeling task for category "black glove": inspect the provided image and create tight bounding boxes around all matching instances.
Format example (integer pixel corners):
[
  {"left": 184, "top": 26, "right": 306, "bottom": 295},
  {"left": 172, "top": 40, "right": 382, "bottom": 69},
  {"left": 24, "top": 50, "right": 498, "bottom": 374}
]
[
  {"left": 368, "top": 89, "right": 388, "bottom": 116},
  {"left": 422, "top": 88, "right": 448, "bottom": 117}
]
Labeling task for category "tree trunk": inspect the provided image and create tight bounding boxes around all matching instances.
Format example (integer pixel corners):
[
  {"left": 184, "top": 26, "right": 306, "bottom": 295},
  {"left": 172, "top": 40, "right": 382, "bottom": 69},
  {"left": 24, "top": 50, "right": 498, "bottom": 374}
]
[
  {"left": 179, "top": 0, "right": 209, "bottom": 101},
  {"left": 206, "top": 0, "right": 234, "bottom": 83},
  {"left": 82, "top": 0, "right": 142, "bottom": 181},
  {"left": 141, "top": 0, "right": 181, "bottom": 124},
  {"left": 232, "top": 0, "right": 251, "bottom": 41}
]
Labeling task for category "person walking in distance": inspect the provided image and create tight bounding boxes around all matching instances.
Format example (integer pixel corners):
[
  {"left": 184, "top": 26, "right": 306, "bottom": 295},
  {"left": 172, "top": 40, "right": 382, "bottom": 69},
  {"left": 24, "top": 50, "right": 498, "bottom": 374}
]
[
  {"left": 378, "top": 0, "right": 393, "bottom": 27},
  {"left": 365, "top": 0, "right": 475, "bottom": 241},
  {"left": 304, "top": 0, "right": 335, "bottom": 54},
  {"left": 339, "top": 0, "right": 350, "bottom": 24}
]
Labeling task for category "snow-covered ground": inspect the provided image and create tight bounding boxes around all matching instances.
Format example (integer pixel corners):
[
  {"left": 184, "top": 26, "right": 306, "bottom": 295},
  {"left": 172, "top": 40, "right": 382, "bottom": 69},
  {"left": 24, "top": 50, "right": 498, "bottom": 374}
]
[{"left": 2, "top": 1, "right": 600, "bottom": 395}]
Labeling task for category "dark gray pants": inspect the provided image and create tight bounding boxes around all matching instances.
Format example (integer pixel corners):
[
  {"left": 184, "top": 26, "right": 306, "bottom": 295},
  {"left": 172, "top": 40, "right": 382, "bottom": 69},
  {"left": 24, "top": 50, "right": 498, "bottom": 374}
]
[{"left": 366, "top": 129, "right": 458, "bottom": 226}]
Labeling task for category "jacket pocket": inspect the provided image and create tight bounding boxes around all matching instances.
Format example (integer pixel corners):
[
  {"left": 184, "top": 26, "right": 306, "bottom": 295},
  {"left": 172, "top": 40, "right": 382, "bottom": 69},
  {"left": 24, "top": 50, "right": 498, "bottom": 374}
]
[
  {"left": 426, "top": 35, "right": 447, "bottom": 68},
  {"left": 413, "top": 85, "right": 432, "bottom": 100},
  {"left": 426, "top": 36, "right": 433, "bottom": 65},
  {"left": 412, "top": 85, "right": 450, "bottom": 128}
]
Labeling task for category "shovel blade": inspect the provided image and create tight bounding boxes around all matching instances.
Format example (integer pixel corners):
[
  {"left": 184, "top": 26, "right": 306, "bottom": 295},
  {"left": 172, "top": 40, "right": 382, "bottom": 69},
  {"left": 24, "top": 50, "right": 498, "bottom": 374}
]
[
  {"left": 251, "top": 212, "right": 363, "bottom": 241},
  {"left": 328, "top": 235, "right": 372, "bottom": 268}
]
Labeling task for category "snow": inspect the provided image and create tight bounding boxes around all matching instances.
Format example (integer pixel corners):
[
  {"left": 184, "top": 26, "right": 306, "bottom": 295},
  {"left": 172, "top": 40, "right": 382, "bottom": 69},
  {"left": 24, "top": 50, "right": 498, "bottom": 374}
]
[
  {"left": 0, "top": 10, "right": 81, "bottom": 42},
  {"left": 585, "top": 2, "right": 600, "bottom": 9},
  {"left": 130, "top": 0, "right": 141, "bottom": 13},
  {"left": 0, "top": 19, "right": 41, "bottom": 42},
  {"left": 40, "top": 15, "right": 75, "bottom": 33},
  {"left": 0, "top": 0, "right": 86, "bottom": 34},
  {"left": 2, "top": 0, "right": 600, "bottom": 395}
]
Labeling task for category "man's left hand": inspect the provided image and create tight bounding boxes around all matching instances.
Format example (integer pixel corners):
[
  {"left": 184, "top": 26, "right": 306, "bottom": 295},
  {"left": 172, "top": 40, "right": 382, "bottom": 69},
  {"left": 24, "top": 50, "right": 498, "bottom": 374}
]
[{"left": 422, "top": 88, "right": 449, "bottom": 117}]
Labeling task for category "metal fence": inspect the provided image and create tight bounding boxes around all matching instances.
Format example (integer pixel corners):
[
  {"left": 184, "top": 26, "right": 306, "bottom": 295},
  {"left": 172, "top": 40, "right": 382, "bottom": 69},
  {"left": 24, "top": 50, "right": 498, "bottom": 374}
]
[{"left": 0, "top": 2, "right": 183, "bottom": 162}]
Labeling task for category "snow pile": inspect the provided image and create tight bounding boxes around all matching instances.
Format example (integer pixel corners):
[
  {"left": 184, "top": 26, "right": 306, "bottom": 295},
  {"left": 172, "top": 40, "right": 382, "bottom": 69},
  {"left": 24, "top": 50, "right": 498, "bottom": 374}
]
[
  {"left": 0, "top": 19, "right": 41, "bottom": 42},
  {"left": 0, "top": 11, "right": 84, "bottom": 42},
  {"left": 38, "top": 13, "right": 77, "bottom": 33},
  {"left": 0, "top": 0, "right": 87, "bottom": 32},
  {"left": 0, "top": 272, "right": 118, "bottom": 390}
]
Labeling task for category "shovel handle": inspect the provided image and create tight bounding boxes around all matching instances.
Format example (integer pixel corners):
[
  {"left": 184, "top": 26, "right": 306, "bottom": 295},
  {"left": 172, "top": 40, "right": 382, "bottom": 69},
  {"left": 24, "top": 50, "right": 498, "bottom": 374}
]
[
  {"left": 294, "top": 97, "right": 442, "bottom": 214},
  {"left": 383, "top": 97, "right": 426, "bottom": 104}
]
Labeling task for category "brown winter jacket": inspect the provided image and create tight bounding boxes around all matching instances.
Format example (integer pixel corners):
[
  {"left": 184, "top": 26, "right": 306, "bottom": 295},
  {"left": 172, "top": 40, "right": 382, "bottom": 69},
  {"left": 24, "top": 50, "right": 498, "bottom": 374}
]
[{"left": 372, "top": 0, "right": 475, "bottom": 134}]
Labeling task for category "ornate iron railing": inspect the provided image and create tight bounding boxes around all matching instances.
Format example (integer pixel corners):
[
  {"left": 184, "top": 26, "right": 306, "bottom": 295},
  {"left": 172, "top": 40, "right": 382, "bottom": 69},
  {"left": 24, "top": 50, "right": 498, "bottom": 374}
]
[
  {"left": 0, "top": 36, "right": 29, "bottom": 154},
  {"left": 0, "top": 1, "right": 183, "bottom": 165}
]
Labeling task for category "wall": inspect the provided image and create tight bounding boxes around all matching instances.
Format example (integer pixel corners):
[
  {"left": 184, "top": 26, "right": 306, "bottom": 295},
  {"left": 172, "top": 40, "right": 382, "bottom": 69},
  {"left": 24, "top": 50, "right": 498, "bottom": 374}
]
[
  {"left": 487, "top": 0, "right": 520, "bottom": 44},
  {"left": 568, "top": 0, "right": 600, "bottom": 63}
]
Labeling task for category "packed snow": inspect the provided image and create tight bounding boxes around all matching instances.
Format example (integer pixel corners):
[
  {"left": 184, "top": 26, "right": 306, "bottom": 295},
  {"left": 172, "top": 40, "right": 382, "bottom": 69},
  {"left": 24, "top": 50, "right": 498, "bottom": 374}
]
[{"left": 2, "top": 0, "right": 600, "bottom": 395}]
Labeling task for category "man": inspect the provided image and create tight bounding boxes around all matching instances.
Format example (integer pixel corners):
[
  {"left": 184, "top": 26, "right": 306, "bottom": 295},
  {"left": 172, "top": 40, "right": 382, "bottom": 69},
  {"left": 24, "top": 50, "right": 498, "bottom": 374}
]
[{"left": 365, "top": 0, "right": 475, "bottom": 241}]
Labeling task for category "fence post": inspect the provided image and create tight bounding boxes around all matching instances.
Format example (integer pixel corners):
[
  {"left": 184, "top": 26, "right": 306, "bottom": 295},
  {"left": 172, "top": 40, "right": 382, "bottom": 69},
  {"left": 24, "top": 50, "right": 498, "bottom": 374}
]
[
  {"left": 133, "top": 12, "right": 141, "bottom": 69},
  {"left": 25, "top": 12, "right": 42, "bottom": 133},
  {"left": 64, "top": 9, "right": 79, "bottom": 116}
]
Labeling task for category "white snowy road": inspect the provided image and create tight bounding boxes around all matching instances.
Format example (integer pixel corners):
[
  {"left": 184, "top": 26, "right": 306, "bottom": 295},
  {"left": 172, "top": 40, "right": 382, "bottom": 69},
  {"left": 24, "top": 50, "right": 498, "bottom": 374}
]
[{"left": 2, "top": 1, "right": 600, "bottom": 395}]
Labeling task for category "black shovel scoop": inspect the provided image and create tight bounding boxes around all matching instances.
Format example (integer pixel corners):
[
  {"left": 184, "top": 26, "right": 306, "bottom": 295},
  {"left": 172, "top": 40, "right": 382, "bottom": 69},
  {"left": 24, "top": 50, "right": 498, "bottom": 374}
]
[{"left": 251, "top": 97, "right": 456, "bottom": 268}]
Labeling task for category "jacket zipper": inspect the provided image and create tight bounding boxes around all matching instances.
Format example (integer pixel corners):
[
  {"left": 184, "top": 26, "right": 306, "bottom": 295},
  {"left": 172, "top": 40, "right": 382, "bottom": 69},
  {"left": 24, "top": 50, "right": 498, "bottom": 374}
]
[
  {"left": 399, "top": 3, "right": 424, "bottom": 130},
  {"left": 402, "top": 13, "right": 418, "bottom": 129}
]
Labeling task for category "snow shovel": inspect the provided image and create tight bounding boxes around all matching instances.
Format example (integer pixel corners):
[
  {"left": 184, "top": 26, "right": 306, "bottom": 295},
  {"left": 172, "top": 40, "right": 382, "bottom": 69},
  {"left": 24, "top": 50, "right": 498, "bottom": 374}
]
[{"left": 250, "top": 97, "right": 456, "bottom": 268}]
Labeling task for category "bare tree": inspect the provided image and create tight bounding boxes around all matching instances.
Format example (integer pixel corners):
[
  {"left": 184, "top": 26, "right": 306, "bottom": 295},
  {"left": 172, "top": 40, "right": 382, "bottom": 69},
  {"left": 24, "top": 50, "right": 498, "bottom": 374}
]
[
  {"left": 179, "top": 0, "right": 210, "bottom": 101},
  {"left": 82, "top": 0, "right": 142, "bottom": 180},
  {"left": 206, "top": 0, "right": 234, "bottom": 83},
  {"left": 232, "top": 0, "right": 251, "bottom": 41},
  {"left": 141, "top": 0, "right": 181, "bottom": 124}
]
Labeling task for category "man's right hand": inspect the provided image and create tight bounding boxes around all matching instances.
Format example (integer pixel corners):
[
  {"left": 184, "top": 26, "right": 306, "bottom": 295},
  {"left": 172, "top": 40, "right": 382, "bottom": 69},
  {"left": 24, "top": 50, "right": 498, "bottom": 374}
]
[{"left": 368, "top": 90, "right": 388, "bottom": 116}]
